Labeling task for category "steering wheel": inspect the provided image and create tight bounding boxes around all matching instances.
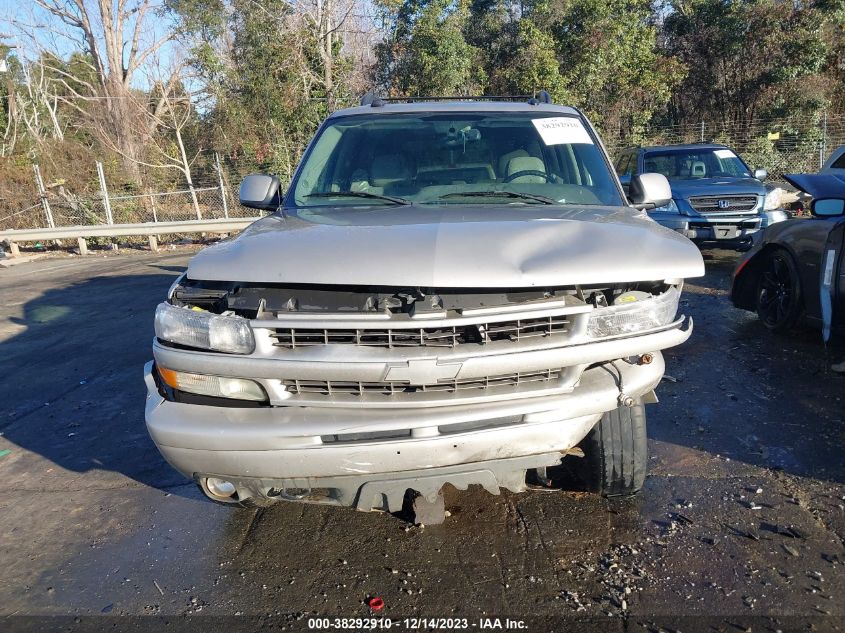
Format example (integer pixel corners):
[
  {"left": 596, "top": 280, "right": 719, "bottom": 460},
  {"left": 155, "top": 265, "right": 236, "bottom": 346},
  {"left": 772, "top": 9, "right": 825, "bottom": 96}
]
[{"left": 503, "top": 170, "right": 551, "bottom": 183}]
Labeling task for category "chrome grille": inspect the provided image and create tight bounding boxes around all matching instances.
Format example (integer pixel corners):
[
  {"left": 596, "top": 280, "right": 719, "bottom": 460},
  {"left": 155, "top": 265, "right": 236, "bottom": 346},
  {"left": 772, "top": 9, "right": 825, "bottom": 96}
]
[
  {"left": 283, "top": 368, "right": 564, "bottom": 397},
  {"left": 270, "top": 316, "right": 571, "bottom": 349},
  {"left": 688, "top": 195, "right": 758, "bottom": 214}
]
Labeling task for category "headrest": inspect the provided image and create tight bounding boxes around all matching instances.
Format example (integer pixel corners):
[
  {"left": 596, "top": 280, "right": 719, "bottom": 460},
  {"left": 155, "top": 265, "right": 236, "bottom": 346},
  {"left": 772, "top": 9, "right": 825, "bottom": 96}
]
[
  {"left": 691, "top": 160, "right": 706, "bottom": 177},
  {"left": 507, "top": 156, "right": 546, "bottom": 181},
  {"left": 371, "top": 155, "right": 410, "bottom": 186},
  {"left": 498, "top": 149, "right": 529, "bottom": 177}
]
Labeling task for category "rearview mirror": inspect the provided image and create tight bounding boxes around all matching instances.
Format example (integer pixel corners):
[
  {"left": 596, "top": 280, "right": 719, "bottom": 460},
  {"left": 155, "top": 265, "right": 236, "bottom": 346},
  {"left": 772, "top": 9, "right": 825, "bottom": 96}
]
[
  {"left": 628, "top": 173, "right": 672, "bottom": 209},
  {"left": 754, "top": 168, "right": 768, "bottom": 181},
  {"left": 811, "top": 198, "right": 845, "bottom": 217},
  {"left": 239, "top": 173, "right": 282, "bottom": 210}
]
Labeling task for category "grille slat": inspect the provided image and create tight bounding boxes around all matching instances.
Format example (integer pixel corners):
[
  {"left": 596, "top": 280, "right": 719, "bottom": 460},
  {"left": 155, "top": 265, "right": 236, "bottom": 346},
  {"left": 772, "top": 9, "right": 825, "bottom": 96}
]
[
  {"left": 282, "top": 369, "right": 564, "bottom": 398},
  {"left": 688, "top": 195, "right": 758, "bottom": 214},
  {"left": 270, "top": 316, "right": 570, "bottom": 349}
]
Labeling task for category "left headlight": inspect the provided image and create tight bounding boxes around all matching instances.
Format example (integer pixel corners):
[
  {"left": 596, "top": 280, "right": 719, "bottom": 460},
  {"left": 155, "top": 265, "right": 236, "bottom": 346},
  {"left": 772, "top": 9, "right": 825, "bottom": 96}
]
[
  {"left": 587, "top": 286, "right": 681, "bottom": 338},
  {"left": 154, "top": 302, "right": 255, "bottom": 354}
]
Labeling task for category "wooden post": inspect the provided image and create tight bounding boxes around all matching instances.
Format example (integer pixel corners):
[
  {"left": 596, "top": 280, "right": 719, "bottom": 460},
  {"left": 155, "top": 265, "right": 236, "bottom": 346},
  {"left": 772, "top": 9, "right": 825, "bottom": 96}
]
[
  {"left": 96, "top": 161, "right": 114, "bottom": 225},
  {"left": 146, "top": 188, "right": 160, "bottom": 251},
  {"left": 148, "top": 188, "right": 159, "bottom": 223},
  {"left": 215, "top": 152, "right": 229, "bottom": 218},
  {"left": 77, "top": 237, "right": 88, "bottom": 256},
  {"left": 33, "top": 165, "right": 55, "bottom": 228},
  {"left": 96, "top": 161, "right": 117, "bottom": 250}
]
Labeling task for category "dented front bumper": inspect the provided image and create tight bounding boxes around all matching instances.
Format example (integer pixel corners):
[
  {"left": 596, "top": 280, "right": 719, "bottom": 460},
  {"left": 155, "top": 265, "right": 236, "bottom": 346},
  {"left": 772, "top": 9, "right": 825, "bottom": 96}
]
[{"left": 143, "top": 337, "right": 675, "bottom": 511}]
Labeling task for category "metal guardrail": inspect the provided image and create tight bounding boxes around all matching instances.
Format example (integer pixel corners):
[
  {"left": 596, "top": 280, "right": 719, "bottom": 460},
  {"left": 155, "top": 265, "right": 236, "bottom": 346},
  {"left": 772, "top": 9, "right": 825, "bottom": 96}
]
[{"left": 0, "top": 217, "right": 260, "bottom": 257}]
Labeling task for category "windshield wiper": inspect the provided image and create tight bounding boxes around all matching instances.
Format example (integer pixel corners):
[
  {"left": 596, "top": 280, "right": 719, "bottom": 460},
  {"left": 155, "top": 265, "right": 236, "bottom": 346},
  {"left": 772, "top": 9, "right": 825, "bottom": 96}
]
[
  {"left": 306, "top": 191, "right": 411, "bottom": 205},
  {"left": 437, "top": 191, "right": 556, "bottom": 205}
]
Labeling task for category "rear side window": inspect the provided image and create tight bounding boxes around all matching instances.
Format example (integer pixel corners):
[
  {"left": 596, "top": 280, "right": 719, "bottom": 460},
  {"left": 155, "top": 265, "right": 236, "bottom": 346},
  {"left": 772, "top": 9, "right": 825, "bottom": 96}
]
[
  {"left": 832, "top": 152, "right": 845, "bottom": 169},
  {"left": 614, "top": 154, "right": 629, "bottom": 176}
]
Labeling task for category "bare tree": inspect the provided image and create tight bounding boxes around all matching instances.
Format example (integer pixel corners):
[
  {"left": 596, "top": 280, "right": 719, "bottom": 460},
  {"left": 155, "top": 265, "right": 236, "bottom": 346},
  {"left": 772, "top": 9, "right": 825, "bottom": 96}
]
[
  {"left": 15, "top": 0, "right": 179, "bottom": 181},
  {"left": 100, "top": 62, "right": 204, "bottom": 218},
  {"left": 304, "top": 0, "right": 361, "bottom": 109},
  {"left": 18, "top": 54, "right": 65, "bottom": 146}
]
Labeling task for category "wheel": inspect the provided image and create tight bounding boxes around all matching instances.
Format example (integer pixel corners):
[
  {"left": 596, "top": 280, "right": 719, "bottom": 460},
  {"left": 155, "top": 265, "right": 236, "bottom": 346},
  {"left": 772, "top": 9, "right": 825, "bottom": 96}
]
[
  {"left": 756, "top": 249, "right": 802, "bottom": 332},
  {"left": 577, "top": 399, "right": 648, "bottom": 496}
]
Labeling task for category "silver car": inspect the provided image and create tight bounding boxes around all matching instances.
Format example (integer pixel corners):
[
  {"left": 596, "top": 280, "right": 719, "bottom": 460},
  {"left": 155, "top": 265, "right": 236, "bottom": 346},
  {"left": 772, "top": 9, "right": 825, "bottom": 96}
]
[{"left": 144, "top": 96, "right": 704, "bottom": 518}]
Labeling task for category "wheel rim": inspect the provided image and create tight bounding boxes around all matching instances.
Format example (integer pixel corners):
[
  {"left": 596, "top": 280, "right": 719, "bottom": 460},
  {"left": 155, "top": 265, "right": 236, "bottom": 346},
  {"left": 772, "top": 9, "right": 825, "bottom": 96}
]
[{"left": 758, "top": 255, "right": 794, "bottom": 327}]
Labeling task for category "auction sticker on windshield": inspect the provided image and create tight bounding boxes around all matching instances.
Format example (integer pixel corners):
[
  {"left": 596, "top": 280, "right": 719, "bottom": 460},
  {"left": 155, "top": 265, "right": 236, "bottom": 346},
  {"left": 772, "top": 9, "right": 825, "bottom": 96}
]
[{"left": 532, "top": 117, "right": 593, "bottom": 145}]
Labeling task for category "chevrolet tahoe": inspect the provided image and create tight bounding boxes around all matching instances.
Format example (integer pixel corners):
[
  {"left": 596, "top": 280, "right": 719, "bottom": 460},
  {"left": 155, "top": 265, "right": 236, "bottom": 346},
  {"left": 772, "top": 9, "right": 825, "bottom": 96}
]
[{"left": 144, "top": 95, "right": 705, "bottom": 518}]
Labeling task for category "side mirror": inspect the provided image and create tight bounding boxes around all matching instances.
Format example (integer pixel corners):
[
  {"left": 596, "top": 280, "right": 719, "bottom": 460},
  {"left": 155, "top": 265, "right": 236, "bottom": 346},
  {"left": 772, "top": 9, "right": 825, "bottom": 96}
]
[
  {"left": 754, "top": 168, "right": 768, "bottom": 181},
  {"left": 239, "top": 173, "right": 282, "bottom": 210},
  {"left": 628, "top": 173, "right": 672, "bottom": 209},
  {"left": 811, "top": 198, "right": 845, "bottom": 217}
]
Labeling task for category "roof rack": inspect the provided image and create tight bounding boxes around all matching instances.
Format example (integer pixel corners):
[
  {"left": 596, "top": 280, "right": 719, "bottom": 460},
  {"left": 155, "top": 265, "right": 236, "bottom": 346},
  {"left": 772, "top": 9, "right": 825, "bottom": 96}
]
[{"left": 359, "top": 90, "right": 553, "bottom": 107}]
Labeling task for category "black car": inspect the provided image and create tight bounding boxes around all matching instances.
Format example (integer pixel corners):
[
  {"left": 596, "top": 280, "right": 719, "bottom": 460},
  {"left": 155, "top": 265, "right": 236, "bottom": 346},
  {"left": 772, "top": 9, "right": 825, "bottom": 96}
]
[{"left": 731, "top": 173, "right": 845, "bottom": 340}]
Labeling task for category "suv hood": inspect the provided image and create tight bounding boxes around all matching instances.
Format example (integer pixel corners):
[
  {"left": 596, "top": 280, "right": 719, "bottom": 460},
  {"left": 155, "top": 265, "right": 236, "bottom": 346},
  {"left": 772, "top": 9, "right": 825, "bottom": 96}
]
[
  {"left": 187, "top": 205, "right": 704, "bottom": 287},
  {"left": 668, "top": 177, "right": 766, "bottom": 198}
]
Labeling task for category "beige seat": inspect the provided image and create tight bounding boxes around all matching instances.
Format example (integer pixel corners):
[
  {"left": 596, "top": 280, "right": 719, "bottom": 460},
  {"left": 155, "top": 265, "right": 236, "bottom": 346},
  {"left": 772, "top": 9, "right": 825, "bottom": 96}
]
[
  {"left": 498, "top": 149, "right": 529, "bottom": 179},
  {"left": 691, "top": 160, "right": 706, "bottom": 177},
  {"left": 506, "top": 156, "right": 547, "bottom": 183}
]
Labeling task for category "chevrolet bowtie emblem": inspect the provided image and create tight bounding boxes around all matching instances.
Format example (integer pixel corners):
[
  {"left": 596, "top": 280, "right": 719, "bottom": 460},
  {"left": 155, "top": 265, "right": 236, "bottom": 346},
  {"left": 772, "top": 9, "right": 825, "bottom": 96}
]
[{"left": 383, "top": 359, "right": 463, "bottom": 384}]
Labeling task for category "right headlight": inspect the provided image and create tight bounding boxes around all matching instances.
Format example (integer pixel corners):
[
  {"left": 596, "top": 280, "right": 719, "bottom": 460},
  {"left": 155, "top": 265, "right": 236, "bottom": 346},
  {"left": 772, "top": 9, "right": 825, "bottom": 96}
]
[
  {"left": 587, "top": 286, "right": 681, "bottom": 338},
  {"left": 650, "top": 199, "right": 680, "bottom": 214},
  {"left": 763, "top": 188, "right": 782, "bottom": 210},
  {"left": 154, "top": 302, "right": 255, "bottom": 354}
]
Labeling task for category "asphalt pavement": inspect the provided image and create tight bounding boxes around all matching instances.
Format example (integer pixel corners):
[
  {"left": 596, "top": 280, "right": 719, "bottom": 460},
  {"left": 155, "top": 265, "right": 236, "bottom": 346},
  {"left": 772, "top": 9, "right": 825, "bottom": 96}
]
[{"left": 1, "top": 247, "right": 844, "bottom": 632}]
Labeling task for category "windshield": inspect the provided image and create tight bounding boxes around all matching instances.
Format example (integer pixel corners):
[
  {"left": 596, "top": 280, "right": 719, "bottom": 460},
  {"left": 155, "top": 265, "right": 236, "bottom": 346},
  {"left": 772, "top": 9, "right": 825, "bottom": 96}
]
[
  {"left": 642, "top": 148, "right": 751, "bottom": 180},
  {"left": 290, "top": 112, "right": 623, "bottom": 208}
]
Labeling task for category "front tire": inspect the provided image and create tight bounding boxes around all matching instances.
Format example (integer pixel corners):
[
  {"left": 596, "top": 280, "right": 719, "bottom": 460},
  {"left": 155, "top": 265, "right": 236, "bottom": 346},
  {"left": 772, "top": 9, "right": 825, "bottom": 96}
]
[
  {"left": 579, "top": 400, "right": 648, "bottom": 497},
  {"left": 756, "top": 249, "right": 802, "bottom": 332}
]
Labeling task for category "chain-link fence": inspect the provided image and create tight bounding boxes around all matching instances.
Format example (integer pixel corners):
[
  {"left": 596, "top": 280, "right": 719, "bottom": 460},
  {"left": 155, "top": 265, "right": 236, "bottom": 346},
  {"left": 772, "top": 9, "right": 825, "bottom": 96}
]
[
  {"left": 0, "top": 158, "right": 258, "bottom": 232},
  {"left": 604, "top": 113, "right": 845, "bottom": 180}
]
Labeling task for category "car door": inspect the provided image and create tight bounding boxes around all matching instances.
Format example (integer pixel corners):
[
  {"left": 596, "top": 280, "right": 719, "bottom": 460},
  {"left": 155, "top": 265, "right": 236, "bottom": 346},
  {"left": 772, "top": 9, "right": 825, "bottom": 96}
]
[{"left": 825, "top": 217, "right": 845, "bottom": 333}]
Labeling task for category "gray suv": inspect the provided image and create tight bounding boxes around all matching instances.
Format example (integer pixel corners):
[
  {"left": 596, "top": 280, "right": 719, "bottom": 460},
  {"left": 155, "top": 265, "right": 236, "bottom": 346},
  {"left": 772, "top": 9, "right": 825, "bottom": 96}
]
[
  {"left": 615, "top": 144, "right": 787, "bottom": 249},
  {"left": 144, "top": 96, "right": 704, "bottom": 518}
]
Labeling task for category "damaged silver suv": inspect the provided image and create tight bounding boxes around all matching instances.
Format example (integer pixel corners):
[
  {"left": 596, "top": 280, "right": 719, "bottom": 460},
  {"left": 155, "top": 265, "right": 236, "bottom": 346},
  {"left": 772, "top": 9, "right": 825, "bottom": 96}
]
[{"left": 144, "top": 95, "right": 704, "bottom": 517}]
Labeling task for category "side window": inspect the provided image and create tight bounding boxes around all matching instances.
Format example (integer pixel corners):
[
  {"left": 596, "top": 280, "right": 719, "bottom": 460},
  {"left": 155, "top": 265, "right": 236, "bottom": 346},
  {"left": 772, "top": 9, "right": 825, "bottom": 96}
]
[
  {"left": 615, "top": 154, "right": 630, "bottom": 176},
  {"left": 832, "top": 151, "right": 845, "bottom": 169},
  {"left": 624, "top": 153, "right": 636, "bottom": 177}
]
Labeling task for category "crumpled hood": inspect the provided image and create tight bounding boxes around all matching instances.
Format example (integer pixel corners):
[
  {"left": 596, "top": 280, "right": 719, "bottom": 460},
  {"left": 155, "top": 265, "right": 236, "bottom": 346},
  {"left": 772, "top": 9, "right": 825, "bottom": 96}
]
[
  {"left": 668, "top": 177, "right": 766, "bottom": 198},
  {"left": 187, "top": 205, "right": 705, "bottom": 287}
]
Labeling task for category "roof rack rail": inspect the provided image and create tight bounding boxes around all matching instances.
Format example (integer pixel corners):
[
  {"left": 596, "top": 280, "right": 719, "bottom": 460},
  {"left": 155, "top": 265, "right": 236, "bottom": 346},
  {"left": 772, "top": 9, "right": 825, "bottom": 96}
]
[{"left": 358, "top": 92, "right": 554, "bottom": 107}]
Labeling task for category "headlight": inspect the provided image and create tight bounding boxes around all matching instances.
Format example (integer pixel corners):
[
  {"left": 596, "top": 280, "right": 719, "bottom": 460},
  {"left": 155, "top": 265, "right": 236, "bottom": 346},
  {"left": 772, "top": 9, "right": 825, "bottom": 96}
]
[
  {"left": 650, "top": 199, "right": 680, "bottom": 214},
  {"left": 764, "top": 188, "right": 782, "bottom": 210},
  {"left": 157, "top": 366, "right": 267, "bottom": 401},
  {"left": 154, "top": 302, "right": 255, "bottom": 354},
  {"left": 587, "top": 286, "right": 681, "bottom": 338}
]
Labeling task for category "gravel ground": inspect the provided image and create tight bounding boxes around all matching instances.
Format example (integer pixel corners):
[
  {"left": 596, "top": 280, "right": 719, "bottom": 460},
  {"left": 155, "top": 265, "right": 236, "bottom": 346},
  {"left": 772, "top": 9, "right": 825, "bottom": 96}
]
[{"left": 0, "top": 248, "right": 843, "bottom": 633}]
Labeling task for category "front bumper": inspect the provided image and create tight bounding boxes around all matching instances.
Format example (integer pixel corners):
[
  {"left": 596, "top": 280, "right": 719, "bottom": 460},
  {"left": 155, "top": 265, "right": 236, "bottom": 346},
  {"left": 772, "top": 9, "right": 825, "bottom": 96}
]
[
  {"left": 144, "top": 345, "right": 672, "bottom": 510},
  {"left": 654, "top": 214, "right": 761, "bottom": 242}
]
